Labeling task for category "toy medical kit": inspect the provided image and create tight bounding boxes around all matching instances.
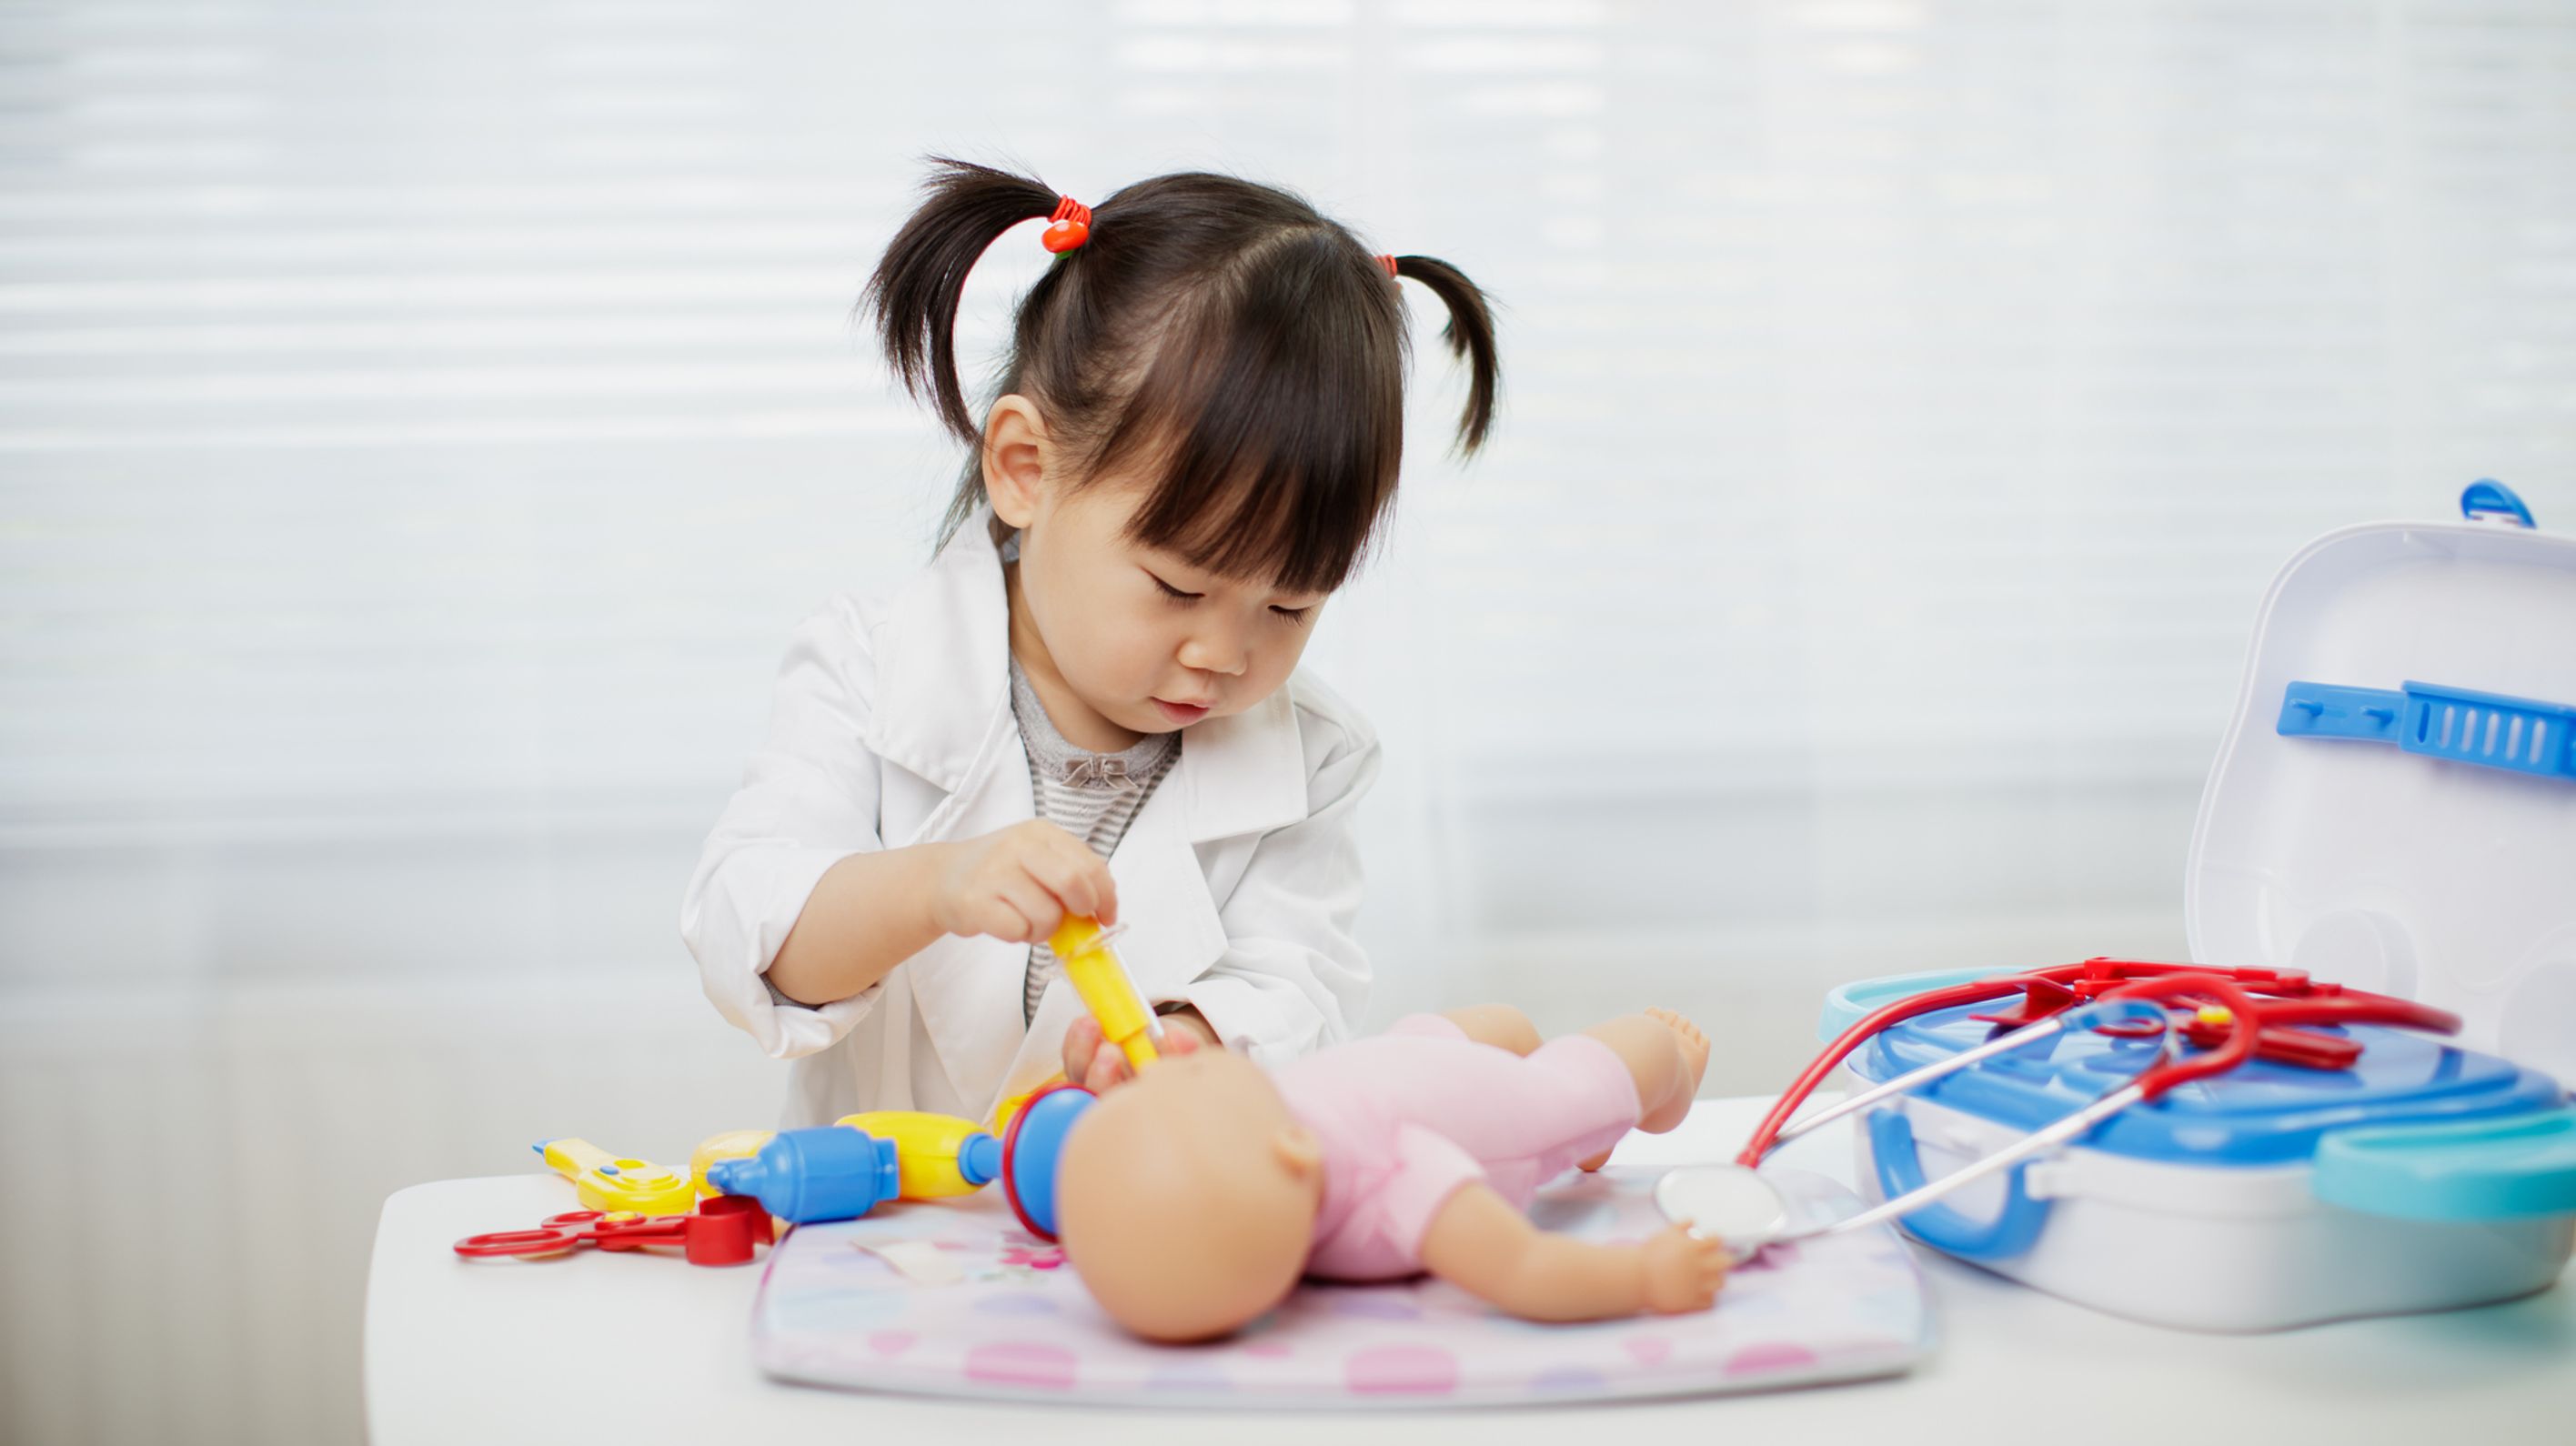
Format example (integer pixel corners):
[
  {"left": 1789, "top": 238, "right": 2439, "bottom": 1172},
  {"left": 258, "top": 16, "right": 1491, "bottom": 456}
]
[
  {"left": 1766, "top": 961, "right": 2576, "bottom": 1330},
  {"left": 453, "top": 1195, "right": 772, "bottom": 1267},
  {"left": 704, "top": 1112, "right": 1003, "bottom": 1225},
  {"left": 751, "top": 1167, "right": 1930, "bottom": 1406},
  {"left": 1049, "top": 915, "right": 1164, "bottom": 1071},
  {"left": 1659, "top": 482, "right": 2576, "bottom": 1331},
  {"left": 530, "top": 1137, "right": 696, "bottom": 1216},
  {"left": 1659, "top": 961, "right": 2527, "bottom": 1264}
]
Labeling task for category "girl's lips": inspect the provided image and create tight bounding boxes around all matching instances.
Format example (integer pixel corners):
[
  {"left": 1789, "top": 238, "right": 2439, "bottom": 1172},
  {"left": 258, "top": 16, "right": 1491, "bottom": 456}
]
[{"left": 1153, "top": 698, "right": 1212, "bottom": 726}]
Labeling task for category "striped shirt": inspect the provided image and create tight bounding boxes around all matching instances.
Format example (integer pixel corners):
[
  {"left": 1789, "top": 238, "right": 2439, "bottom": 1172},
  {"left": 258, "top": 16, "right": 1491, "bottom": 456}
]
[{"left": 1010, "top": 656, "right": 1179, "bottom": 1024}]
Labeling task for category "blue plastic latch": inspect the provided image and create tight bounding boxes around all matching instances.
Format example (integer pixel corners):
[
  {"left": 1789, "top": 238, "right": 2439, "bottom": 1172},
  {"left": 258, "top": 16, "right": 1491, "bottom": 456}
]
[
  {"left": 2277, "top": 682, "right": 2406, "bottom": 743},
  {"left": 2460, "top": 478, "right": 2535, "bottom": 528},
  {"left": 2280, "top": 679, "right": 2576, "bottom": 782}
]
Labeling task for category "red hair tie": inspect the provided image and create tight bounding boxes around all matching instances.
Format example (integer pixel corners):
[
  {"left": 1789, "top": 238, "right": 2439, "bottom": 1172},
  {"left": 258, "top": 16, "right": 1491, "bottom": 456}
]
[
  {"left": 1042, "top": 196, "right": 1092, "bottom": 254},
  {"left": 1376, "top": 254, "right": 1399, "bottom": 278}
]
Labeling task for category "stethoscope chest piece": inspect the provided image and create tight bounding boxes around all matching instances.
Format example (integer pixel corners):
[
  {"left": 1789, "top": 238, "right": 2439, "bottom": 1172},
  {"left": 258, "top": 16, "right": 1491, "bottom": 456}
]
[{"left": 1653, "top": 1164, "right": 1795, "bottom": 1261}]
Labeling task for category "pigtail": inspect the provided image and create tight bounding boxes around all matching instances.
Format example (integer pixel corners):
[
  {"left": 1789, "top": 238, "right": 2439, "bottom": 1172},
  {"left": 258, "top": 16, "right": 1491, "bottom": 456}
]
[
  {"left": 863, "top": 156, "right": 1062, "bottom": 445},
  {"left": 1391, "top": 255, "right": 1501, "bottom": 454}
]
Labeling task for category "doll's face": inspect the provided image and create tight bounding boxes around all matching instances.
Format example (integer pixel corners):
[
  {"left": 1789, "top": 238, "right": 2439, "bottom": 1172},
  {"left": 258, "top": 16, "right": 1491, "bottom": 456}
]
[
  {"left": 1053, "top": 1047, "right": 1324, "bottom": 1341},
  {"left": 983, "top": 396, "right": 1328, "bottom": 751}
]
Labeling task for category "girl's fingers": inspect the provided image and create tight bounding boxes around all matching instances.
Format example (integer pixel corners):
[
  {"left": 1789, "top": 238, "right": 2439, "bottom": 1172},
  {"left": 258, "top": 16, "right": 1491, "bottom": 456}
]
[
  {"left": 980, "top": 895, "right": 1037, "bottom": 944},
  {"left": 1083, "top": 1041, "right": 1129, "bottom": 1093},
  {"left": 1019, "top": 846, "right": 1102, "bottom": 924},
  {"left": 1046, "top": 834, "right": 1120, "bottom": 927},
  {"left": 994, "top": 875, "right": 1065, "bottom": 944},
  {"left": 1089, "top": 859, "right": 1119, "bottom": 926},
  {"left": 1061, "top": 1015, "right": 1103, "bottom": 1076},
  {"left": 1159, "top": 1024, "right": 1203, "bottom": 1055}
]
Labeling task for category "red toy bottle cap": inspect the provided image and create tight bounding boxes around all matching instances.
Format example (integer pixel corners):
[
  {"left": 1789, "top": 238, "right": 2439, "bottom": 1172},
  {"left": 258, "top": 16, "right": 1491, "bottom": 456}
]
[{"left": 684, "top": 1194, "right": 771, "bottom": 1266}]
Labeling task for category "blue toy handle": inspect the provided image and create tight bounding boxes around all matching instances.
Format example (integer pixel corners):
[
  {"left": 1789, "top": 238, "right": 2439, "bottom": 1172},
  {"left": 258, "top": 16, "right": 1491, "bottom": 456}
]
[
  {"left": 2312, "top": 1109, "right": 2576, "bottom": 1221},
  {"left": 2279, "top": 679, "right": 2576, "bottom": 781},
  {"left": 1866, "top": 1108, "right": 2054, "bottom": 1260},
  {"left": 2460, "top": 478, "right": 2536, "bottom": 528}
]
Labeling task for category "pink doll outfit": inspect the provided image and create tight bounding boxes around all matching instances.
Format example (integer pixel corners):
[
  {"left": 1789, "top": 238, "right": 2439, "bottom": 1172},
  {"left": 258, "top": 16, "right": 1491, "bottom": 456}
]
[{"left": 1271, "top": 1014, "right": 1643, "bottom": 1280}]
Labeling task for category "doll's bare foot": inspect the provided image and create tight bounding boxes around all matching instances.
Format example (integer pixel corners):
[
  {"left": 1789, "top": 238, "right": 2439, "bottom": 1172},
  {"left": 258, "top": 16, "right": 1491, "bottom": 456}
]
[
  {"left": 1575, "top": 1008, "right": 1710, "bottom": 1168},
  {"left": 1645, "top": 1006, "right": 1711, "bottom": 1111},
  {"left": 1632, "top": 1008, "right": 1706, "bottom": 1135}
]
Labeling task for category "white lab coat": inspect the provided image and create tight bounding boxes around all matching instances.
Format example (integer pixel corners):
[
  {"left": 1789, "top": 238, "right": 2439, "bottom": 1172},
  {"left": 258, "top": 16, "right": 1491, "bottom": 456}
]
[{"left": 680, "top": 513, "right": 1378, "bottom": 1129}]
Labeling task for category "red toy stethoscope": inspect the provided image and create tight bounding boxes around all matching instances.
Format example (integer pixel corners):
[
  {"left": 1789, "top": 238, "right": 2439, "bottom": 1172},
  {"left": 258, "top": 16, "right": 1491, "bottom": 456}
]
[{"left": 1654, "top": 959, "right": 2462, "bottom": 1259}]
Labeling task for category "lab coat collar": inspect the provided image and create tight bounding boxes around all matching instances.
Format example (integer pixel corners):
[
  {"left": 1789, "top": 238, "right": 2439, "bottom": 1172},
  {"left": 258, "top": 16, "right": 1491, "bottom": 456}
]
[{"left": 862, "top": 508, "right": 1310, "bottom": 845}]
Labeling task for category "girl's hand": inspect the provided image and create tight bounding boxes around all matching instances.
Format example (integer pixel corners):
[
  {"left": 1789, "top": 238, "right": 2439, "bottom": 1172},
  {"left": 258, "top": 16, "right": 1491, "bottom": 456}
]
[
  {"left": 929, "top": 820, "right": 1117, "bottom": 944},
  {"left": 1638, "top": 1224, "right": 1731, "bottom": 1314},
  {"left": 1061, "top": 1009, "right": 1213, "bottom": 1093}
]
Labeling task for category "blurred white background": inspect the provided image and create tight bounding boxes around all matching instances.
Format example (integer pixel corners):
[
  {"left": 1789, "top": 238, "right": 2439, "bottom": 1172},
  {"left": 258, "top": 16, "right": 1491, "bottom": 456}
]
[{"left": 2, "top": 1, "right": 2570, "bottom": 1441}]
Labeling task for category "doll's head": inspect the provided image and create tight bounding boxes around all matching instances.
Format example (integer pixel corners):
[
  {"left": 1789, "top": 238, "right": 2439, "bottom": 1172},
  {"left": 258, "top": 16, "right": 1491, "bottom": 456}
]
[
  {"left": 862, "top": 158, "right": 1502, "bottom": 748},
  {"left": 1053, "top": 1045, "right": 1323, "bottom": 1342}
]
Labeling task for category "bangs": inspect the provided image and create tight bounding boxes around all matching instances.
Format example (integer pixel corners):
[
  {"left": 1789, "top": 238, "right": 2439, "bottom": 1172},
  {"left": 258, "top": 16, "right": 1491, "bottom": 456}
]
[{"left": 1082, "top": 237, "right": 1408, "bottom": 596}]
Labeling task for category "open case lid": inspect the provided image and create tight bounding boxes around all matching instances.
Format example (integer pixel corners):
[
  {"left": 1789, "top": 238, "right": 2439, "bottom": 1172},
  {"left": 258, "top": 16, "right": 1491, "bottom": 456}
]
[{"left": 2187, "top": 481, "right": 2576, "bottom": 1084}]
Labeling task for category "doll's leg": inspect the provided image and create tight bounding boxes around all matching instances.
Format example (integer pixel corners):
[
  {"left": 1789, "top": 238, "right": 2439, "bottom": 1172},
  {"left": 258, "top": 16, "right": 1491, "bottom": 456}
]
[
  {"left": 1578, "top": 1009, "right": 1710, "bottom": 1137},
  {"left": 1439, "top": 1003, "right": 1543, "bottom": 1057}
]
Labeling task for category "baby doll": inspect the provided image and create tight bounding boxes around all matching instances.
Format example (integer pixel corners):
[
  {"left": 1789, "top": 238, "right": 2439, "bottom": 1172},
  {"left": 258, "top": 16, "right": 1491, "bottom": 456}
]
[{"left": 1055, "top": 1004, "right": 1729, "bottom": 1341}]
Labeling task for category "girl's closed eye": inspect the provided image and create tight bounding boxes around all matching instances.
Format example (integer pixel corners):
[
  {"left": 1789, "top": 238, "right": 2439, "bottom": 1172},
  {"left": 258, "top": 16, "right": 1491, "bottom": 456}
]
[
  {"left": 1147, "top": 571, "right": 1202, "bottom": 605},
  {"left": 1270, "top": 603, "right": 1313, "bottom": 626}
]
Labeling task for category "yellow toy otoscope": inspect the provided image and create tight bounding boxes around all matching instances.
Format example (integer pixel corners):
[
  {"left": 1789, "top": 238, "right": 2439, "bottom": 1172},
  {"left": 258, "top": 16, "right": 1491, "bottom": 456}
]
[
  {"left": 530, "top": 1138, "right": 698, "bottom": 1216},
  {"left": 1049, "top": 915, "right": 1163, "bottom": 1072}
]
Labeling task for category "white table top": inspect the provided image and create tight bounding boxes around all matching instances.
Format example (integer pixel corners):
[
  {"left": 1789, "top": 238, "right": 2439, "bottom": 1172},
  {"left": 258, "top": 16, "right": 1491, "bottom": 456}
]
[{"left": 366, "top": 1096, "right": 2576, "bottom": 1444}]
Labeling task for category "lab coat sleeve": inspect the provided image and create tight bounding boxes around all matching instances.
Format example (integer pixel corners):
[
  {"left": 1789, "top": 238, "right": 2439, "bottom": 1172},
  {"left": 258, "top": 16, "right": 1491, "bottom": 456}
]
[
  {"left": 1183, "top": 708, "right": 1379, "bottom": 1068},
  {"left": 680, "top": 597, "right": 888, "bottom": 1060}
]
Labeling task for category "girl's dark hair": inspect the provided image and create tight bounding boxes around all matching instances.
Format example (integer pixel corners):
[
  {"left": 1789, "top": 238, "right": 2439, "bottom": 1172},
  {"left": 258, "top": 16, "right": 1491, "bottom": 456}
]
[{"left": 863, "top": 156, "right": 1500, "bottom": 594}]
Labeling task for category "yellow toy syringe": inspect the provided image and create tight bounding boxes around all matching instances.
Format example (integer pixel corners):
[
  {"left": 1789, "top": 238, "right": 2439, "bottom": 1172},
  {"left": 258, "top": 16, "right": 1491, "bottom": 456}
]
[{"left": 1049, "top": 915, "right": 1163, "bottom": 1071}]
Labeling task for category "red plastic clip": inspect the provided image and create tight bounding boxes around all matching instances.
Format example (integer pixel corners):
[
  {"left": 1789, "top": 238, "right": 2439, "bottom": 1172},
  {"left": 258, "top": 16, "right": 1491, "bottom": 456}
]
[
  {"left": 1376, "top": 253, "right": 1399, "bottom": 278},
  {"left": 1041, "top": 196, "right": 1092, "bottom": 254},
  {"left": 452, "top": 1194, "right": 773, "bottom": 1267},
  {"left": 2177, "top": 1017, "right": 2367, "bottom": 1071},
  {"left": 1969, "top": 975, "right": 2080, "bottom": 1029}
]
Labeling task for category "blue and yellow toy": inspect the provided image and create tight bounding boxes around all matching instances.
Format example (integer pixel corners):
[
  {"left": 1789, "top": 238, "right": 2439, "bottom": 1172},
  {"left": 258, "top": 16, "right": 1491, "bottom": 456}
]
[{"left": 705, "top": 1111, "right": 1005, "bottom": 1224}]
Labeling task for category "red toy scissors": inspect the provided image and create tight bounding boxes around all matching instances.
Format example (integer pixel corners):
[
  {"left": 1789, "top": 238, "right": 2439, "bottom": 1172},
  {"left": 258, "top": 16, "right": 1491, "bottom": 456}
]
[{"left": 453, "top": 1195, "right": 771, "bottom": 1266}]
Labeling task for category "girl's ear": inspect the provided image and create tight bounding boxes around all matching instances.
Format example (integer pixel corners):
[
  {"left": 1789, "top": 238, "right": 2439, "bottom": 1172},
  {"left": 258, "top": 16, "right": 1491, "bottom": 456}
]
[{"left": 981, "top": 394, "right": 1052, "bottom": 528}]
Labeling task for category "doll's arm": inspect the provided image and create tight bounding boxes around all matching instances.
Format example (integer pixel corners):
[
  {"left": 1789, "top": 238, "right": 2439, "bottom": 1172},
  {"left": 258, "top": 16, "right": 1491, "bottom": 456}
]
[{"left": 1417, "top": 1183, "right": 1729, "bottom": 1322}]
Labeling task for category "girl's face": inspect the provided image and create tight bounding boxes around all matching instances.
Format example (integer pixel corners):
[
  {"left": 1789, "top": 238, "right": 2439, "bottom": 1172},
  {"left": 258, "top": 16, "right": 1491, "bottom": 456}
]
[{"left": 988, "top": 400, "right": 1329, "bottom": 748}]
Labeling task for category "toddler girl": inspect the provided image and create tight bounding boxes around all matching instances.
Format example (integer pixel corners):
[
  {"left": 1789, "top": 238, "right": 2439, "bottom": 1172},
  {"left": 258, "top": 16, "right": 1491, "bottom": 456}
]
[{"left": 681, "top": 158, "right": 1501, "bottom": 1127}]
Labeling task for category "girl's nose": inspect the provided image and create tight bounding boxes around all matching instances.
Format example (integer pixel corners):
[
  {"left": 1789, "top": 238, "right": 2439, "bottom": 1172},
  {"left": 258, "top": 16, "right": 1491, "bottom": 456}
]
[{"left": 1178, "top": 630, "right": 1249, "bottom": 677}]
